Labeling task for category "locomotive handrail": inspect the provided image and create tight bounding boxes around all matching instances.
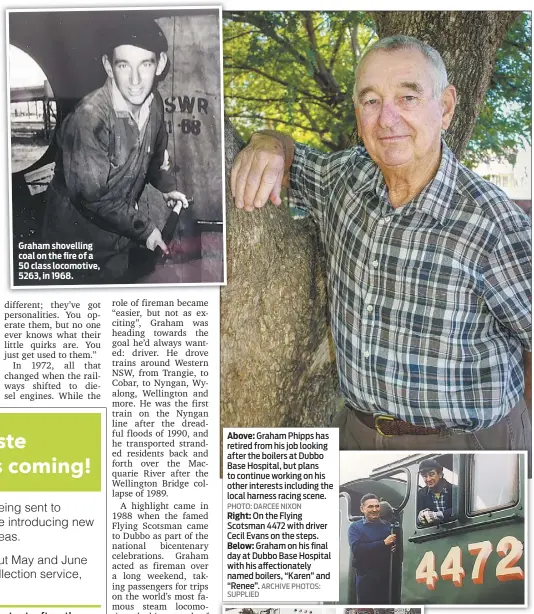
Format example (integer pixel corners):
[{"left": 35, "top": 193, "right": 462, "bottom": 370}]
[{"left": 373, "top": 467, "right": 411, "bottom": 514}]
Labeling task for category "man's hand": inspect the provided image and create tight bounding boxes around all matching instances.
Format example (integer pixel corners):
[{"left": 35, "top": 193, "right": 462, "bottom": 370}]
[
  {"left": 230, "top": 131, "right": 293, "bottom": 212},
  {"left": 417, "top": 509, "right": 430, "bottom": 525},
  {"left": 162, "top": 191, "right": 189, "bottom": 209},
  {"left": 426, "top": 510, "right": 444, "bottom": 524},
  {"left": 418, "top": 509, "right": 444, "bottom": 525},
  {"left": 384, "top": 534, "right": 396, "bottom": 546},
  {"left": 146, "top": 228, "right": 169, "bottom": 255}
]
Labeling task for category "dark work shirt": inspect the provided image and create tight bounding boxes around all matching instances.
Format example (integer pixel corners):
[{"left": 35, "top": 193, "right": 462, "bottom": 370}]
[{"left": 348, "top": 518, "right": 392, "bottom": 574}]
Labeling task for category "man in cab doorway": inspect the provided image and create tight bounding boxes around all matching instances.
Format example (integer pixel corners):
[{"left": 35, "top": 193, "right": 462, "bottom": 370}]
[{"left": 348, "top": 493, "right": 396, "bottom": 604}]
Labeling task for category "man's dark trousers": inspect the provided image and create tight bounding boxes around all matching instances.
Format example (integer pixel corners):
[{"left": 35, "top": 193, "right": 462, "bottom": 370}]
[{"left": 356, "top": 570, "right": 389, "bottom": 604}]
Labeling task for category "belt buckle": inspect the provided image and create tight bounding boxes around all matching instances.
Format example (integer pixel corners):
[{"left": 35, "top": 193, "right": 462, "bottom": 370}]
[{"left": 374, "top": 414, "right": 395, "bottom": 437}]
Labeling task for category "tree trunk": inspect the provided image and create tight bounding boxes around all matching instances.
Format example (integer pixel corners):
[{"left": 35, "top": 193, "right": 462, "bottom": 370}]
[
  {"left": 373, "top": 11, "right": 521, "bottom": 159},
  {"left": 220, "top": 119, "right": 340, "bottom": 429}
]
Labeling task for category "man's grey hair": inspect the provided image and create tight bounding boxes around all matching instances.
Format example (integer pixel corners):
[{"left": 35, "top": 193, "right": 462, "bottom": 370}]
[{"left": 353, "top": 35, "right": 449, "bottom": 100}]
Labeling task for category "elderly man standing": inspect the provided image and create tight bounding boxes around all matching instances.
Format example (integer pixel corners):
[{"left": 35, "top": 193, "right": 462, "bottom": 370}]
[
  {"left": 231, "top": 35, "right": 531, "bottom": 452},
  {"left": 42, "top": 14, "right": 188, "bottom": 283},
  {"left": 348, "top": 493, "right": 396, "bottom": 604}
]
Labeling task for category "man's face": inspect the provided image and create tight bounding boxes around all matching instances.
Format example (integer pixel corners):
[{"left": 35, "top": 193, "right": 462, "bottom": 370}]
[
  {"left": 421, "top": 469, "right": 442, "bottom": 490},
  {"left": 361, "top": 498, "right": 381, "bottom": 522},
  {"left": 103, "top": 45, "right": 167, "bottom": 112},
  {"left": 354, "top": 48, "right": 455, "bottom": 173}
]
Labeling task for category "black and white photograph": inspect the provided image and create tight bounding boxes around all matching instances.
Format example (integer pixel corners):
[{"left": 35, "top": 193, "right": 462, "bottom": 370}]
[{"left": 8, "top": 8, "right": 225, "bottom": 287}]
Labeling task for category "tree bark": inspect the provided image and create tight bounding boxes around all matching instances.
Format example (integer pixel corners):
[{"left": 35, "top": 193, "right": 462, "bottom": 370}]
[
  {"left": 373, "top": 11, "right": 521, "bottom": 159},
  {"left": 220, "top": 119, "right": 340, "bottom": 429}
]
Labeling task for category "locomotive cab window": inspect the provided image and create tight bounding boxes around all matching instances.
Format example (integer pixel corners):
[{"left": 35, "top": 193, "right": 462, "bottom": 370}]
[
  {"left": 416, "top": 455, "right": 457, "bottom": 528},
  {"left": 468, "top": 453, "right": 519, "bottom": 514}
]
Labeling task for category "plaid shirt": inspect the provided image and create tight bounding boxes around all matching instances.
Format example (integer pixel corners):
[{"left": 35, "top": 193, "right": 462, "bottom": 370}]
[
  {"left": 290, "top": 141, "right": 531, "bottom": 430},
  {"left": 430, "top": 487, "right": 448, "bottom": 515}
]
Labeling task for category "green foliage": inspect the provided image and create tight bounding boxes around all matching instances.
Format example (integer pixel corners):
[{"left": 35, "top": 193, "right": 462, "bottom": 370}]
[
  {"left": 224, "top": 11, "right": 376, "bottom": 151},
  {"left": 464, "top": 12, "right": 531, "bottom": 167},
  {"left": 224, "top": 11, "right": 531, "bottom": 166}
]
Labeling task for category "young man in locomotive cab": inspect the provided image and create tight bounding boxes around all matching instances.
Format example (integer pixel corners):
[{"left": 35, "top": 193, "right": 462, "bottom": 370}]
[
  {"left": 348, "top": 493, "right": 397, "bottom": 604},
  {"left": 416, "top": 459, "right": 456, "bottom": 525}
]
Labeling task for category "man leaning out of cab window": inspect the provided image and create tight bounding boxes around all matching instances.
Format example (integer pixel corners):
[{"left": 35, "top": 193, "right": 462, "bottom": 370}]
[{"left": 417, "top": 459, "right": 456, "bottom": 525}]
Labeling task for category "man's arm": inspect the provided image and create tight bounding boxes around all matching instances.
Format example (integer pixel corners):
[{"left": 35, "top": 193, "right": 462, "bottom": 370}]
[
  {"left": 482, "top": 223, "right": 531, "bottom": 377},
  {"left": 348, "top": 523, "right": 392, "bottom": 556},
  {"left": 230, "top": 130, "right": 295, "bottom": 212},
  {"left": 524, "top": 351, "right": 531, "bottom": 409},
  {"left": 416, "top": 490, "right": 433, "bottom": 525},
  {"left": 416, "top": 489, "right": 426, "bottom": 515},
  {"left": 147, "top": 95, "right": 180, "bottom": 195}
]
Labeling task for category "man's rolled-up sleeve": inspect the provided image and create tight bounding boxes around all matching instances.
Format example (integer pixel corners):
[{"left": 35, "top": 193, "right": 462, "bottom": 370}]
[
  {"left": 482, "top": 221, "right": 531, "bottom": 351},
  {"left": 62, "top": 107, "right": 153, "bottom": 243}
]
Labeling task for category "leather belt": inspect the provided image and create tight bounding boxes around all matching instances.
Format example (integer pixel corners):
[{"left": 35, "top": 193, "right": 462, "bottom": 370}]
[{"left": 348, "top": 404, "right": 441, "bottom": 436}]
